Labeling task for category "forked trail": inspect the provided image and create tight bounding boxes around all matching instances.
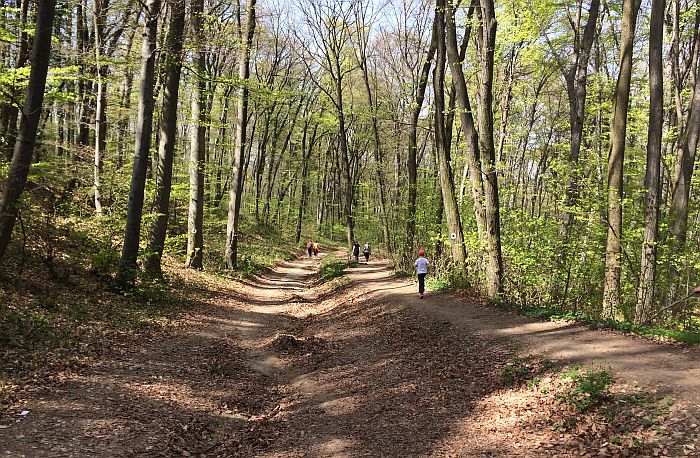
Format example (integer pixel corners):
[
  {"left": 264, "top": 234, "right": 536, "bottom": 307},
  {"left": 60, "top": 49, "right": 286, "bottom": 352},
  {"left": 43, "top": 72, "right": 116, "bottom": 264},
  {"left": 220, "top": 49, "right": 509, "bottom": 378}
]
[{"left": 1, "top": 253, "right": 699, "bottom": 456}]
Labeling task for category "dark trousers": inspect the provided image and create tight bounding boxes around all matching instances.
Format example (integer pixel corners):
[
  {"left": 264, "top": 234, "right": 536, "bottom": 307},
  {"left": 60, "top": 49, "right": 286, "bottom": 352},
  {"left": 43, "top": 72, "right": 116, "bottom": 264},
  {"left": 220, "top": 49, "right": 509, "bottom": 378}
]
[{"left": 417, "top": 273, "right": 426, "bottom": 294}]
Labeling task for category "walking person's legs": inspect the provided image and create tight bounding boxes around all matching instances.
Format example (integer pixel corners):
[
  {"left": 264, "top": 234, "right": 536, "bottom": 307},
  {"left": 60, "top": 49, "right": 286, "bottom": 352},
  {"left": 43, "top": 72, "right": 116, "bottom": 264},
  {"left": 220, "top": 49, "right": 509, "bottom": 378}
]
[{"left": 417, "top": 273, "right": 426, "bottom": 298}]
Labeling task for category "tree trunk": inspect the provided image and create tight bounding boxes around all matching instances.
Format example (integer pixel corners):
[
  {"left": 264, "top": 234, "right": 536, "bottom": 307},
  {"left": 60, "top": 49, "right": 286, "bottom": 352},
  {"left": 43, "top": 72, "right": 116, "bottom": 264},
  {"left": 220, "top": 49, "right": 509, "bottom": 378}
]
[
  {"left": 225, "top": 0, "right": 256, "bottom": 269},
  {"left": 561, "top": 0, "right": 600, "bottom": 228},
  {"left": 668, "top": 8, "right": 700, "bottom": 300},
  {"left": 2, "top": 0, "right": 31, "bottom": 162},
  {"left": 445, "top": 0, "right": 487, "bottom": 242},
  {"left": 295, "top": 121, "right": 318, "bottom": 244},
  {"left": 603, "top": 0, "right": 642, "bottom": 319},
  {"left": 476, "top": 0, "right": 504, "bottom": 297},
  {"left": 143, "top": 0, "right": 186, "bottom": 276},
  {"left": 636, "top": 0, "right": 664, "bottom": 324},
  {"left": 406, "top": 14, "right": 437, "bottom": 256},
  {"left": 93, "top": 0, "right": 107, "bottom": 214},
  {"left": 0, "top": 0, "right": 55, "bottom": 261},
  {"left": 116, "top": 0, "right": 160, "bottom": 288},
  {"left": 434, "top": 0, "right": 466, "bottom": 267},
  {"left": 186, "top": 0, "right": 207, "bottom": 269}
]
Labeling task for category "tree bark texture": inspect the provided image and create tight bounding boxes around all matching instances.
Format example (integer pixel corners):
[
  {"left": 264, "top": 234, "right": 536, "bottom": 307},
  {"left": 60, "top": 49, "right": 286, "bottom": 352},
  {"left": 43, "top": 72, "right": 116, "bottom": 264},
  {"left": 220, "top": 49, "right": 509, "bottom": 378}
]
[
  {"left": 603, "top": 0, "right": 641, "bottom": 319},
  {"left": 116, "top": 0, "right": 160, "bottom": 287},
  {"left": 187, "top": 0, "right": 207, "bottom": 269},
  {"left": 476, "top": 0, "right": 504, "bottom": 297},
  {"left": 0, "top": 0, "right": 56, "bottom": 261},
  {"left": 144, "top": 0, "right": 186, "bottom": 276},
  {"left": 434, "top": 0, "right": 466, "bottom": 267},
  {"left": 225, "top": 0, "right": 256, "bottom": 269},
  {"left": 636, "top": 0, "right": 664, "bottom": 324}
]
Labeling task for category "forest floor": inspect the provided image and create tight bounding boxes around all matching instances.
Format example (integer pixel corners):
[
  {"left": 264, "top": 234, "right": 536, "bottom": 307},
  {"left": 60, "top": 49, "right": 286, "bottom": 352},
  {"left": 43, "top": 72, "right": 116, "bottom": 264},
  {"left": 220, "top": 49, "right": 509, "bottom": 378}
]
[{"left": 2, "top": 251, "right": 700, "bottom": 457}]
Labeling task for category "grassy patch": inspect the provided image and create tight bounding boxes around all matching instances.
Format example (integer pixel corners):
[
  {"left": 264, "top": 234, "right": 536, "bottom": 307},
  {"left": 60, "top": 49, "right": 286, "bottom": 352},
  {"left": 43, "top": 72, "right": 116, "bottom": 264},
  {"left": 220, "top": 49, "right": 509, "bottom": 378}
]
[
  {"left": 522, "top": 306, "right": 700, "bottom": 345},
  {"left": 558, "top": 366, "right": 614, "bottom": 412},
  {"left": 319, "top": 254, "right": 347, "bottom": 280}
]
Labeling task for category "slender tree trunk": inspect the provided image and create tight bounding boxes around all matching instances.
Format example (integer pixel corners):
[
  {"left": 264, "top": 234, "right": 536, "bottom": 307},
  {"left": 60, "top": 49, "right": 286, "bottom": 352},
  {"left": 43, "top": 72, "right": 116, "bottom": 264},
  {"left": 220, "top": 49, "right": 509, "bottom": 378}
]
[
  {"left": 406, "top": 14, "right": 437, "bottom": 256},
  {"left": 445, "top": 0, "right": 486, "bottom": 241},
  {"left": 668, "top": 9, "right": 700, "bottom": 300},
  {"left": 225, "top": 0, "right": 256, "bottom": 269},
  {"left": 295, "top": 122, "right": 318, "bottom": 244},
  {"left": 116, "top": 0, "right": 160, "bottom": 287},
  {"left": 2, "top": 0, "right": 30, "bottom": 161},
  {"left": 93, "top": 0, "right": 107, "bottom": 214},
  {"left": 143, "top": 0, "right": 186, "bottom": 276},
  {"left": 476, "top": 0, "right": 503, "bottom": 297},
  {"left": 562, "top": 0, "right": 600, "bottom": 229},
  {"left": 603, "top": 0, "right": 642, "bottom": 319},
  {"left": 0, "top": 0, "right": 55, "bottom": 261},
  {"left": 186, "top": 0, "right": 207, "bottom": 269},
  {"left": 636, "top": 0, "right": 664, "bottom": 324},
  {"left": 434, "top": 0, "right": 466, "bottom": 267}
]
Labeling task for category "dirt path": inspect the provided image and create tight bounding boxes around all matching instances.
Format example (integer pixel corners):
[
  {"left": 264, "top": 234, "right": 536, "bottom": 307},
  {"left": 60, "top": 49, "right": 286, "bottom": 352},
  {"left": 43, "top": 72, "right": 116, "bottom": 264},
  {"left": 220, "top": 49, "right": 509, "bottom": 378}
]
[
  {"left": 2, "top": 254, "right": 699, "bottom": 456},
  {"left": 347, "top": 260, "right": 700, "bottom": 403}
]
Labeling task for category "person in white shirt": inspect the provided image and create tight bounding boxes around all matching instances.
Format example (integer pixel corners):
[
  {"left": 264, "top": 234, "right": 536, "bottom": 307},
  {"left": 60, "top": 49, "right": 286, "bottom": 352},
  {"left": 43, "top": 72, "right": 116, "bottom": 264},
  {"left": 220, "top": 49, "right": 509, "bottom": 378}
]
[{"left": 414, "top": 249, "right": 429, "bottom": 299}]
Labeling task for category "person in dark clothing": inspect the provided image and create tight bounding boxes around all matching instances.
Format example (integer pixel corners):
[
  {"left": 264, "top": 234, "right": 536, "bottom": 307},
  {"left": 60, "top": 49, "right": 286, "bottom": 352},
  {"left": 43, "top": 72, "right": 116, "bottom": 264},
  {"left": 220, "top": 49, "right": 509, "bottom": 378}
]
[
  {"left": 363, "top": 242, "right": 371, "bottom": 262},
  {"left": 352, "top": 241, "right": 360, "bottom": 263}
]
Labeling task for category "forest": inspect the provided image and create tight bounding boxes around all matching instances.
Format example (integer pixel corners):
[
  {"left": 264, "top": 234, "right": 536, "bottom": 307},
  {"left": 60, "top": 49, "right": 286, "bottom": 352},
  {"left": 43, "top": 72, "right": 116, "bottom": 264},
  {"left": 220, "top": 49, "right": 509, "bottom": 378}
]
[
  {"left": 4, "top": 0, "right": 700, "bottom": 454},
  {"left": 1, "top": 0, "right": 700, "bottom": 332}
]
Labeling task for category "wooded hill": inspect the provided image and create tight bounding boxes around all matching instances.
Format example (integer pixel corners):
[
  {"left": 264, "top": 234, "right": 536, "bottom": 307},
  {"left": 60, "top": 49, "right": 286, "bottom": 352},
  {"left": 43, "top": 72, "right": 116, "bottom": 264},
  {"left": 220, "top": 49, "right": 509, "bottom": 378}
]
[{"left": 1, "top": 0, "right": 699, "bottom": 333}]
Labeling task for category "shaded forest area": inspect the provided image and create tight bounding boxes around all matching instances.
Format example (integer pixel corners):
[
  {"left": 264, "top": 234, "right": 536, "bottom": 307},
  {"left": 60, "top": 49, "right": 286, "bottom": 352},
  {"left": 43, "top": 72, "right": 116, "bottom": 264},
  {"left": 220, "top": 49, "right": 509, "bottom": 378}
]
[{"left": 1, "top": 0, "right": 700, "bottom": 336}]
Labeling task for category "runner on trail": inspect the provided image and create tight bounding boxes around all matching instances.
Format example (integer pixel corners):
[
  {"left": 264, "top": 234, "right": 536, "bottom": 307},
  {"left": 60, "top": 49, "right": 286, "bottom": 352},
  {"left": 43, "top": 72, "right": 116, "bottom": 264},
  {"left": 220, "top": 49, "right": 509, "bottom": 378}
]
[
  {"left": 313, "top": 241, "right": 319, "bottom": 256},
  {"left": 414, "top": 249, "right": 429, "bottom": 299},
  {"left": 363, "top": 242, "right": 371, "bottom": 262},
  {"left": 352, "top": 241, "right": 360, "bottom": 263},
  {"left": 306, "top": 240, "right": 313, "bottom": 258}
]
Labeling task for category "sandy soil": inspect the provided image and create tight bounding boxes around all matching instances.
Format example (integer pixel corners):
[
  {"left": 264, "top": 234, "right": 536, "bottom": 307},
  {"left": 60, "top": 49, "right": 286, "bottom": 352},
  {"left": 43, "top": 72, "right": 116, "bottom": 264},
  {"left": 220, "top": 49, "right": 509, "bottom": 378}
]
[{"left": 1, "top": 253, "right": 699, "bottom": 457}]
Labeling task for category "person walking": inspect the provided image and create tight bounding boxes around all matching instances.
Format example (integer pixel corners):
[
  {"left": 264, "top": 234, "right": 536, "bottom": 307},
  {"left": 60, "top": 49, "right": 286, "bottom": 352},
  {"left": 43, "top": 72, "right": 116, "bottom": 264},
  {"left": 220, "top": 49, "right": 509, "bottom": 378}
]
[
  {"left": 414, "top": 249, "right": 429, "bottom": 299},
  {"left": 313, "top": 240, "right": 319, "bottom": 257},
  {"left": 363, "top": 242, "right": 371, "bottom": 262},
  {"left": 306, "top": 240, "right": 313, "bottom": 258},
  {"left": 352, "top": 241, "right": 360, "bottom": 263}
]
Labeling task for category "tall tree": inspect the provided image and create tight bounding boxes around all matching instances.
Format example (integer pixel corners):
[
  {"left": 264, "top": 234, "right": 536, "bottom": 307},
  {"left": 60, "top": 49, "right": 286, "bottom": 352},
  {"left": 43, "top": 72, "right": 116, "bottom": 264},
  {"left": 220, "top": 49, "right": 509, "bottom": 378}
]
[
  {"left": 225, "top": 0, "right": 257, "bottom": 269},
  {"left": 445, "top": 0, "right": 487, "bottom": 247},
  {"left": 294, "top": 0, "right": 357, "bottom": 247},
  {"left": 1, "top": 0, "right": 30, "bottom": 161},
  {"left": 353, "top": 1, "right": 391, "bottom": 251},
  {"left": 635, "top": 0, "right": 664, "bottom": 324},
  {"left": 603, "top": 0, "right": 642, "bottom": 319},
  {"left": 116, "top": 0, "right": 161, "bottom": 287},
  {"left": 668, "top": 5, "right": 700, "bottom": 300},
  {"left": 434, "top": 0, "right": 466, "bottom": 267},
  {"left": 0, "top": 0, "right": 56, "bottom": 260},
  {"left": 476, "top": 0, "right": 504, "bottom": 296},
  {"left": 186, "top": 0, "right": 207, "bottom": 269},
  {"left": 144, "top": 0, "right": 186, "bottom": 276},
  {"left": 406, "top": 12, "right": 437, "bottom": 257}
]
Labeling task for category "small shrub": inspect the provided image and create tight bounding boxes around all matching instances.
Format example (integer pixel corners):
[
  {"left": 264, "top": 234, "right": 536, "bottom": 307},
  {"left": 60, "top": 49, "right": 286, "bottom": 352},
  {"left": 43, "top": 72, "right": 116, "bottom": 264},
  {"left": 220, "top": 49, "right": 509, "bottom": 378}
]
[
  {"left": 500, "top": 356, "right": 532, "bottom": 383},
  {"left": 88, "top": 246, "right": 119, "bottom": 278},
  {"left": 426, "top": 275, "right": 451, "bottom": 291},
  {"left": 559, "top": 367, "right": 614, "bottom": 412},
  {"left": 319, "top": 254, "right": 346, "bottom": 280}
]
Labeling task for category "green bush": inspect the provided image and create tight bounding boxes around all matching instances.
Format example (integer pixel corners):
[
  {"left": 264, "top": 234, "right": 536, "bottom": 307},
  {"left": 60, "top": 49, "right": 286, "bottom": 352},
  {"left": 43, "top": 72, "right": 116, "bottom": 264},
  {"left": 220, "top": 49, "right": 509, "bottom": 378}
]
[
  {"left": 426, "top": 274, "right": 451, "bottom": 291},
  {"left": 500, "top": 356, "right": 532, "bottom": 383},
  {"left": 559, "top": 366, "right": 614, "bottom": 412},
  {"left": 319, "top": 254, "right": 346, "bottom": 280}
]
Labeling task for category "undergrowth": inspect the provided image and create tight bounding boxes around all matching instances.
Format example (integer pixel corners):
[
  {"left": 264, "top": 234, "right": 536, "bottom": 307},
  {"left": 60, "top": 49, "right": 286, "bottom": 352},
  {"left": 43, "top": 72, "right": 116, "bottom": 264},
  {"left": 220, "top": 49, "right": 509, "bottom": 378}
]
[
  {"left": 500, "top": 356, "right": 674, "bottom": 452},
  {"left": 319, "top": 254, "right": 347, "bottom": 280},
  {"left": 522, "top": 306, "right": 700, "bottom": 344}
]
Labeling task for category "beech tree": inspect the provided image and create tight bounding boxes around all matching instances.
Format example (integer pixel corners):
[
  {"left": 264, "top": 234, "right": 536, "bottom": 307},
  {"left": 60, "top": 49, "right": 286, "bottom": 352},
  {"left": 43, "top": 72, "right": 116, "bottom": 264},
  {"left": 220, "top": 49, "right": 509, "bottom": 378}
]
[{"left": 0, "top": 0, "right": 56, "bottom": 260}]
